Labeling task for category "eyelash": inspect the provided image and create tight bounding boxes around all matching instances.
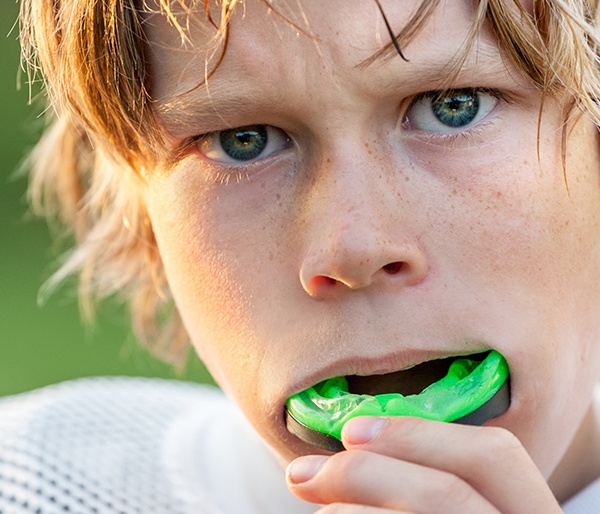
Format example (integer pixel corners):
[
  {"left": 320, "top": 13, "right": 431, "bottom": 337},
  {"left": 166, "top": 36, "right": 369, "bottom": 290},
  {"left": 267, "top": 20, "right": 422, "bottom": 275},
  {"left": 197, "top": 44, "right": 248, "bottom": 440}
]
[{"left": 211, "top": 169, "right": 252, "bottom": 185}]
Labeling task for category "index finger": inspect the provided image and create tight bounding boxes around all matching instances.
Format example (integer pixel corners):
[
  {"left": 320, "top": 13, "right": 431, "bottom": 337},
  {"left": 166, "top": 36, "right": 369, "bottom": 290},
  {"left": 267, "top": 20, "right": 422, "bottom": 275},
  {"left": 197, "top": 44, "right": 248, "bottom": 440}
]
[{"left": 341, "top": 416, "right": 561, "bottom": 514}]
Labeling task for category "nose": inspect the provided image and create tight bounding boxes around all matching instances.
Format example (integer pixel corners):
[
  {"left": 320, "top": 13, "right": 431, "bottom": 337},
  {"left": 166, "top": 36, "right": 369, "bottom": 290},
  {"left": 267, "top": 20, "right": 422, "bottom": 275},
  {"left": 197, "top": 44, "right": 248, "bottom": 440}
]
[
  {"left": 300, "top": 240, "right": 428, "bottom": 298},
  {"left": 298, "top": 157, "right": 429, "bottom": 299}
]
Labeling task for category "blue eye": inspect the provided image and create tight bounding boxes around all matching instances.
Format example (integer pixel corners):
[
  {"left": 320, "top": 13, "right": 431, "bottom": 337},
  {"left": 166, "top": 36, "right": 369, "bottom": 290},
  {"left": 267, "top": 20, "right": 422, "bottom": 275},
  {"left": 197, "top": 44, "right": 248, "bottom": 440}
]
[
  {"left": 197, "top": 125, "right": 291, "bottom": 163},
  {"left": 406, "top": 89, "right": 498, "bottom": 132}
]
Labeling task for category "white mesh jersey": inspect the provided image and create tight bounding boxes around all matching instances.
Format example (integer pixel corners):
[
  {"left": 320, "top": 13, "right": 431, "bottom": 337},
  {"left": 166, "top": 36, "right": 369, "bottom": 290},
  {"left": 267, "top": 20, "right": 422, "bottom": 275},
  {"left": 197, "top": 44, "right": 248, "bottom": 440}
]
[
  {"left": 2, "top": 377, "right": 600, "bottom": 513},
  {"left": 0, "top": 377, "right": 315, "bottom": 514}
]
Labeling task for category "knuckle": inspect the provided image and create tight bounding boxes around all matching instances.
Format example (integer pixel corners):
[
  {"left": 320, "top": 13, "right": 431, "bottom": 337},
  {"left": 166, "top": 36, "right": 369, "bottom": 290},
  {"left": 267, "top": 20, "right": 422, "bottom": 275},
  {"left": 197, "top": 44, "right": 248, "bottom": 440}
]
[
  {"left": 486, "top": 426, "right": 523, "bottom": 453},
  {"left": 434, "top": 473, "right": 474, "bottom": 507},
  {"left": 473, "top": 426, "right": 528, "bottom": 473}
]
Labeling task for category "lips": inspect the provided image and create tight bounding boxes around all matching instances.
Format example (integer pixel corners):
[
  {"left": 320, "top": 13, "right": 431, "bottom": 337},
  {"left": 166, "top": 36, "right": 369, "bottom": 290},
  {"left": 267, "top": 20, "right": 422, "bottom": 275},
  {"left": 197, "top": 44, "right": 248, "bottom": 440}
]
[{"left": 286, "top": 350, "right": 510, "bottom": 451}]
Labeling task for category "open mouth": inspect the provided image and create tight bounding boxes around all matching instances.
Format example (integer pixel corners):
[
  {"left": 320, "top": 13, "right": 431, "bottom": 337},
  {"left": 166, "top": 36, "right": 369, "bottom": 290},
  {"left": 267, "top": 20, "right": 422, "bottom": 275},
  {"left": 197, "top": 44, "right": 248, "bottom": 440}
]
[{"left": 286, "top": 351, "right": 510, "bottom": 452}]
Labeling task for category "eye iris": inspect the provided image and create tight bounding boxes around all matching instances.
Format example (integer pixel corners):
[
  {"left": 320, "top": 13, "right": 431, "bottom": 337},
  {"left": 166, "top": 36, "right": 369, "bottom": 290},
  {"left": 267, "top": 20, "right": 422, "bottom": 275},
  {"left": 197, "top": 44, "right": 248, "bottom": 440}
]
[
  {"left": 219, "top": 125, "right": 268, "bottom": 161},
  {"left": 431, "top": 91, "right": 480, "bottom": 128}
]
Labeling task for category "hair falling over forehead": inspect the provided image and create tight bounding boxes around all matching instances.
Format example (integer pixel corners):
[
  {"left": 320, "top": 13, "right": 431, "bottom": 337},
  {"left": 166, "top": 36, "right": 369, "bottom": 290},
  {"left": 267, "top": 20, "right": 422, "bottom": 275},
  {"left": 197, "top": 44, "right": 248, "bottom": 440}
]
[{"left": 18, "top": 0, "right": 600, "bottom": 364}]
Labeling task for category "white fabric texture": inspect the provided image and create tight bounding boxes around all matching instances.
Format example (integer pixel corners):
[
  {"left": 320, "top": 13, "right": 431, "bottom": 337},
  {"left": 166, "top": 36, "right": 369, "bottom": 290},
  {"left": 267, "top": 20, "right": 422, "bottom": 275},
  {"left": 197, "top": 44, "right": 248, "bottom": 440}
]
[
  {"left": 0, "top": 377, "right": 314, "bottom": 514},
  {"left": 2, "top": 376, "right": 600, "bottom": 513},
  {"left": 562, "top": 477, "right": 600, "bottom": 513}
]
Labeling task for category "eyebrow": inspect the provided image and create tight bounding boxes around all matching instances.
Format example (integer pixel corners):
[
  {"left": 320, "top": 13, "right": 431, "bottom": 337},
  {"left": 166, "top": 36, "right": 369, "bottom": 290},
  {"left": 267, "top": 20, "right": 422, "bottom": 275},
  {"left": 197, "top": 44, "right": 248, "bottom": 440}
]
[
  {"left": 154, "top": 41, "right": 514, "bottom": 137},
  {"left": 155, "top": 79, "right": 269, "bottom": 136},
  {"left": 364, "top": 38, "right": 510, "bottom": 89}
]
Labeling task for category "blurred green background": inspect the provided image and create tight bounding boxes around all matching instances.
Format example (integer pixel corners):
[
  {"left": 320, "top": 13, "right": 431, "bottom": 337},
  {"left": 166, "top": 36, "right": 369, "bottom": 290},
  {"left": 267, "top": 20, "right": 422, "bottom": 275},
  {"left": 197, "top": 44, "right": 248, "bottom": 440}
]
[{"left": 0, "top": 1, "right": 214, "bottom": 397}]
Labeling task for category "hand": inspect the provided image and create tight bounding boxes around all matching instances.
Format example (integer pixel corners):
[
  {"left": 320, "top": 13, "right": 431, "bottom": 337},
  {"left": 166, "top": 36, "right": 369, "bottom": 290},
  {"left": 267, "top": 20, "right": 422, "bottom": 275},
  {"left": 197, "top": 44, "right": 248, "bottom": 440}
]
[{"left": 286, "top": 416, "right": 563, "bottom": 513}]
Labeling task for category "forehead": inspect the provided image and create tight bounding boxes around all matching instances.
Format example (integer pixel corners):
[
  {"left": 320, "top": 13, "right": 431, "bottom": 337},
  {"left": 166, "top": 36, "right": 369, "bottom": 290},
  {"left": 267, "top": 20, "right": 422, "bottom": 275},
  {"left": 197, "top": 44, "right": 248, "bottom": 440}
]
[{"left": 142, "top": 0, "right": 520, "bottom": 132}]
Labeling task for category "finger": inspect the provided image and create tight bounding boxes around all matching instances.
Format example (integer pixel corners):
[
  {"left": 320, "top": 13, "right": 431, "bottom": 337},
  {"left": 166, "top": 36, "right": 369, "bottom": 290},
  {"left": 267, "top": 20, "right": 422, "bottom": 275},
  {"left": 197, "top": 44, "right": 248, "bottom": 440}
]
[
  {"left": 341, "top": 417, "right": 561, "bottom": 514},
  {"left": 287, "top": 451, "right": 501, "bottom": 514}
]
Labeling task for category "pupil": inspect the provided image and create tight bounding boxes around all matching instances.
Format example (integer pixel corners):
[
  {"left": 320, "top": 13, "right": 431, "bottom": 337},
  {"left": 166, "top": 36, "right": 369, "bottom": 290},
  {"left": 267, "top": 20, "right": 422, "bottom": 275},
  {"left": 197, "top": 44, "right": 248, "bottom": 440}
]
[
  {"left": 220, "top": 125, "right": 268, "bottom": 161},
  {"left": 432, "top": 90, "right": 480, "bottom": 128}
]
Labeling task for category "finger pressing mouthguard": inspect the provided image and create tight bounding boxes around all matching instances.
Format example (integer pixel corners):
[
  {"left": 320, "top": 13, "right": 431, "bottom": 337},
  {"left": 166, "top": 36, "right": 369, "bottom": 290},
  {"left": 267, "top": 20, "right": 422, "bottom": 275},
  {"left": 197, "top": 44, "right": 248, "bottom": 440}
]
[{"left": 286, "top": 350, "right": 510, "bottom": 452}]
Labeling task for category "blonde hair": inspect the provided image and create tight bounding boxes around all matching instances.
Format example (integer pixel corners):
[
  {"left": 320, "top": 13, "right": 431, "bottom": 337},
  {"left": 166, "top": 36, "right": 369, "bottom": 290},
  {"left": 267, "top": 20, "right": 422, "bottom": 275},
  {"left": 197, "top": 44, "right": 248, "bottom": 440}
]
[{"left": 19, "top": 0, "right": 600, "bottom": 364}]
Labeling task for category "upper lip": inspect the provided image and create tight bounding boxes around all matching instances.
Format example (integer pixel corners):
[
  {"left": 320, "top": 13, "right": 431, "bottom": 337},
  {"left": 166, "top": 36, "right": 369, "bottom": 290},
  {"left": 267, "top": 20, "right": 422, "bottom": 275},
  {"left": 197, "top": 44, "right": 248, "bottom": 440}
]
[{"left": 284, "top": 346, "right": 492, "bottom": 401}]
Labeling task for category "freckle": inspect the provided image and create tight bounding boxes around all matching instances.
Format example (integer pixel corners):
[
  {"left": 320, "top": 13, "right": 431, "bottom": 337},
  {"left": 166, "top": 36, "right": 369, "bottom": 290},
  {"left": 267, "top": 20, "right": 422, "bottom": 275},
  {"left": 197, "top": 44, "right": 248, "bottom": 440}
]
[
  {"left": 276, "top": 193, "right": 281, "bottom": 200},
  {"left": 405, "top": 176, "right": 409, "bottom": 182}
]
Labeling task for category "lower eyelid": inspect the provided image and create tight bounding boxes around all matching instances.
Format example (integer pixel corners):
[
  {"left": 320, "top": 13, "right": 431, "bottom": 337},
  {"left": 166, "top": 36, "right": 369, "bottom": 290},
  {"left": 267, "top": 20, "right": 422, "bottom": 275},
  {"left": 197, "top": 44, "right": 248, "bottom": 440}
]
[{"left": 410, "top": 116, "right": 504, "bottom": 148}]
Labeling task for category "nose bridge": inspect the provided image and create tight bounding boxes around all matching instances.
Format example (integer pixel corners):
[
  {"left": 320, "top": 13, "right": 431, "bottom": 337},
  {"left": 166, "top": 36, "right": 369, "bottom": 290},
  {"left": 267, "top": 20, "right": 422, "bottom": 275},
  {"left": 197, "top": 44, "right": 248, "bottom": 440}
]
[
  {"left": 317, "top": 153, "right": 384, "bottom": 240},
  {"left": 304, "top": 146, "right": 393, "bottom": 253},
  {"left": 299, "top": 147, "right": 428, "bottom": 297}
]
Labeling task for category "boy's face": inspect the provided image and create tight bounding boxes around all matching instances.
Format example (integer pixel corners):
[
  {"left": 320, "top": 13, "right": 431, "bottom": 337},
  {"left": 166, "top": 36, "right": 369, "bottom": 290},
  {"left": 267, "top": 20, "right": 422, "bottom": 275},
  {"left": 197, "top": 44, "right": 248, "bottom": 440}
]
[{"left": 143, "top": 0, "right": 600, "bottom": 476}]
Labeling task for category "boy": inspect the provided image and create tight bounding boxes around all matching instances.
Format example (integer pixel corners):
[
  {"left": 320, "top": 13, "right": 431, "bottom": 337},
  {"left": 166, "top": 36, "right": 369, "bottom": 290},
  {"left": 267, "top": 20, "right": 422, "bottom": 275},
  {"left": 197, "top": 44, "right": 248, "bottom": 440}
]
[{"left": 4, "top": 0, "right": 600, "bottom": 511}]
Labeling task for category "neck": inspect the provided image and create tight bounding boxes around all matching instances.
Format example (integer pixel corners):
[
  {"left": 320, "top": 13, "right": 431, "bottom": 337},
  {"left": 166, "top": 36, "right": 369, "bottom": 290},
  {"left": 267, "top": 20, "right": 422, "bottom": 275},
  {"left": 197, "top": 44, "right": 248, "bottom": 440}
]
[{"left": 549, "top": 393, "right": 600, "bottom": 503}]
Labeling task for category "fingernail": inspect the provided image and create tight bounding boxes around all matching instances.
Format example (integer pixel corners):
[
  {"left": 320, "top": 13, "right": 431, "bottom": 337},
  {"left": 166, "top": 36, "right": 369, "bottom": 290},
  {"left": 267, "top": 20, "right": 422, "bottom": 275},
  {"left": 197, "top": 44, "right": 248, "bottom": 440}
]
[
  {"left": 342, "top": 416, "right": 387, "bottom": 445},
  {"left": 286, "top": 455, "right": 328, "bottom": 484}
]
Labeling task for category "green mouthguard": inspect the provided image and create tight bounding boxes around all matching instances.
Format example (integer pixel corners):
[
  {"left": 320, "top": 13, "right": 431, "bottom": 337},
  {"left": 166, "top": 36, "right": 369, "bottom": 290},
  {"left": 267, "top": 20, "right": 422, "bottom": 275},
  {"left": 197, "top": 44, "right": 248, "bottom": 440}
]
[{"left": 286, "top": 350, "right": 509, "bottom": 445}]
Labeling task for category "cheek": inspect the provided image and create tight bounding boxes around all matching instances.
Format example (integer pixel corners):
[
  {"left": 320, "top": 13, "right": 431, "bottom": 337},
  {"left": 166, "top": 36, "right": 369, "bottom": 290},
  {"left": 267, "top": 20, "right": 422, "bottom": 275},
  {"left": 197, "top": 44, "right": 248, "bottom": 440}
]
[
  {"left": 437, "top": 123, "right": 600, "bottom": 315},
  {"left": 412, "top": 119, "right": 600, "bottom": 474},
  {"left": 469, "top": 130, "right": 600, "bottom": 474},
  {"left": 150, "top": 214, "right": 260, "bottom": 390},
  {"left": 143, "top": 160, "right": 300, "bottom": 395}
]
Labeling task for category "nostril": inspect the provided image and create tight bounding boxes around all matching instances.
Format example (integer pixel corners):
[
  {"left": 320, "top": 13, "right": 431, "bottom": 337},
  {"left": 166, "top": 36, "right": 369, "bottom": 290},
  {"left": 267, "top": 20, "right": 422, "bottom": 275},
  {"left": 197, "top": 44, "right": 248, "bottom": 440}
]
[
  {"left": 382, "top": 261, "right": 405, "bottom": 275},
  {"left": 309, "top": 275, "right": 338, "bottom": 289}
]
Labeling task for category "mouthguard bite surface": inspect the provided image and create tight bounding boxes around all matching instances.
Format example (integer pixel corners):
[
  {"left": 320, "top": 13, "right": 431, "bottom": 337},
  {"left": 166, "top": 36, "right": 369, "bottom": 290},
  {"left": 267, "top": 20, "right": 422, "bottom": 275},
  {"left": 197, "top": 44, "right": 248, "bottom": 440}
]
[{"left": 286, "top": 350, "right": 510, "bottom": 452}]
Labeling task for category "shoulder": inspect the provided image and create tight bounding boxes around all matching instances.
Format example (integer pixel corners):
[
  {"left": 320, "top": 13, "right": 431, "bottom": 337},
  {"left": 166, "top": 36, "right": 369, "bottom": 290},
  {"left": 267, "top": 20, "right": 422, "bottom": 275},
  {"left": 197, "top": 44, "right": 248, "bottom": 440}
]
[
  {"left": 0, "top": 376, "right": 224, "bottom": 445},
  {"left": 0, "top": 377, "right": 227, "bottom": 514}
]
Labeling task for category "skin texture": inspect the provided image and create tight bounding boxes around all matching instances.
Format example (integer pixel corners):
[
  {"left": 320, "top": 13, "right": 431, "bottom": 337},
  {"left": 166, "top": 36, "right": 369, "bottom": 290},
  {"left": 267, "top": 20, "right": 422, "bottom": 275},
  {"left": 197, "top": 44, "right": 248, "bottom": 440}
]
[{"left": 142, "top": 0, "right": 600, "bottom": 511}]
